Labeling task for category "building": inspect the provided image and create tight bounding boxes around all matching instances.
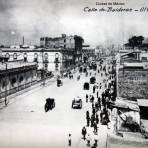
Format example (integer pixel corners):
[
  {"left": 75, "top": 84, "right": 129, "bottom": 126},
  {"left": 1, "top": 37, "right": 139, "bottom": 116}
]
[
  {"left": 82, "top": 48, "right": 95, "bottom": 63},
  {"left": 40, "top": 34, "right": 84, "bottom": 64},
  {"left": 40, "top": 34, "right": 75, "bottom": 49},
  {"left": 0, "top": 60, "right": 38, "bottom": 104}
]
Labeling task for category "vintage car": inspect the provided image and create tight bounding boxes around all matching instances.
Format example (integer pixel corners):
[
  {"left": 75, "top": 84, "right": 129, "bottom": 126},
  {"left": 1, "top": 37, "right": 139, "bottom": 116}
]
[
  {"left": 44, "top": 98, "right": 55, "bottom": 112},
  {"left": 72, "top": 98, "right": 82, "bottom": 109},
  {"left": 57, "top": 79, "right": 63, "bottom": 87},
  {"left": 83, "top": 82, "right": 90, "bottom": 90},
  {"left": 90, "top": 77, "right": 96, "bottom": 84}
]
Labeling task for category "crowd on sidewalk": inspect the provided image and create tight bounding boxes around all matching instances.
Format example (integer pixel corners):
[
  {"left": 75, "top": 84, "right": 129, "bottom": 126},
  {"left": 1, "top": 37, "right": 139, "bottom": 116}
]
[
  {"left": 58, "top": 60, "right": 116, "bottom": 148},
  {"left": 79, "top": 60, "right": 116, "bottom": 148}
]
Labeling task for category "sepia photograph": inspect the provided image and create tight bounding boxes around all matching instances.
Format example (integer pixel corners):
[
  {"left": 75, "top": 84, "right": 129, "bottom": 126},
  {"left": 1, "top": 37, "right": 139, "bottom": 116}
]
[{"left": 0, "top": 0, "right": 148, "bottom": 147}]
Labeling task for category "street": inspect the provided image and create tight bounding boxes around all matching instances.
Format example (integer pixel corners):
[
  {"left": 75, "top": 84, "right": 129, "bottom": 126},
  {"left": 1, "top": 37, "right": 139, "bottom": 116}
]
[{"left": 0, "top": 62, "right": 112, "bottom": 148}]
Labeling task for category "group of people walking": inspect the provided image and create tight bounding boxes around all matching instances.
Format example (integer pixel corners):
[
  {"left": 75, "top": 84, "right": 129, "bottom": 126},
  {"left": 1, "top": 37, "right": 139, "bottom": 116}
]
[{"left": 68, "top": 60, "right": 116, "bottom": 147}]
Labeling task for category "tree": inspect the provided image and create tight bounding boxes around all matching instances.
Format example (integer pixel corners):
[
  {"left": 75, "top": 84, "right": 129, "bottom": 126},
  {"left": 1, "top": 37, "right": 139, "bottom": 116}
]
[{"left": 128, "top": 36, "right": 144, "bottom": 49}]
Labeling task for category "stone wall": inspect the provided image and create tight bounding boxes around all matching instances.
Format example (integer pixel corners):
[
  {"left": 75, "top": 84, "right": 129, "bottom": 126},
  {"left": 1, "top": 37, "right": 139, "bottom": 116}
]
[{"left": 118, "top": 69, "right": 148, "bottom": 100}]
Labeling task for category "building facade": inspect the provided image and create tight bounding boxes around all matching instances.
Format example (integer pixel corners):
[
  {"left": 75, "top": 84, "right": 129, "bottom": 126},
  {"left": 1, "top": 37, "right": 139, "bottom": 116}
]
[
  {"left": 0, "top": 61, "right": 38, "bottom": 103},
  {"left": 116, "top": 50, "right": 148, "bottom": 100},
  {"left": 40, "top": 34, "right": 84, "bottom": 64}
]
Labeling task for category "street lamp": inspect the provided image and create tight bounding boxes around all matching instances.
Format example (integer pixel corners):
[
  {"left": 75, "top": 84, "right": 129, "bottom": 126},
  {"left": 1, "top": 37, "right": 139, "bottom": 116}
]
[{"left": 2, "top": 61, "right": 8, "bottom": 106}]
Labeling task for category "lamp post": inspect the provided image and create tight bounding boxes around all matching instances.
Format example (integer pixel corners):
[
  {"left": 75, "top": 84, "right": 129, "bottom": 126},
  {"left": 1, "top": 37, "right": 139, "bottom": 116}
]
[
  {"left": 23, "top": 53, "right": 27, "bottom": 88},
  {"left": 2, "top": 61, "right": 8, "bottom": 106},
  {"left": 42, "top": 48, "right": 46, "bottom": 85}
]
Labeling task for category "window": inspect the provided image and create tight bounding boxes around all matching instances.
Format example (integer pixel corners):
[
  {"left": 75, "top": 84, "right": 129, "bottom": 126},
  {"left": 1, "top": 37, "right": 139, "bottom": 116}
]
[
  {"left": 5, "top": 53, "right": 10, "bottom": 59},
  {"left": 34, "top": 53, "right": 38, "bottom": 62},
  {"left": 11, "top": 77, "right": 16, "bottom": 87},
  {"left": 141, "top": 57, "right": 147, "bottom": 61},
  {"left": 2, "top": 81, "right": 6, "bottom": 89},
  {"left": 19, "top": 76, "right": 24, "bottom": 83},
  {"left": 24, "top": 53, "right": 27, "bottom": 62},
  {"left": 13, "top": 53, "right": 17, "bottom": 60}
]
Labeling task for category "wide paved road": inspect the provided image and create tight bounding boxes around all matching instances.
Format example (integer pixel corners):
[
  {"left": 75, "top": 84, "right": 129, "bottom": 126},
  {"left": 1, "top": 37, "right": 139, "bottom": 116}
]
[{"left": 0, "top": 65, "right": 110, "bottom": 148}]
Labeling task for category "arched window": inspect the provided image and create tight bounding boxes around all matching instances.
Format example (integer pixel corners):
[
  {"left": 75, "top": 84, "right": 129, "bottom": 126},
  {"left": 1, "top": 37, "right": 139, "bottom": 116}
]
[
  {"left": 55, "top": 53, "right": 59, "bottom": 63},
  {"left": 24, "top": 53, "right": 27, "bottom": 62},
  {"left": 13, "top": 53, "right": 17, "bottom": 60},
  {"left": 2, "top": 81, "right": 6, "bottom": 89},
  {"left": 5, "top": 53, "right": 10, "bottom": 59},
  {"left": 44, "top": 53, "right": 48, "bottom": 60},
  {"left": 19, "top": 76, "right": 24, "bottom": 83},
  {"left": 34, "top": 53, "right": 38, "bottom": 62},
  {"left": 11, "top": 77, "right": 16, "bottom": 87}
]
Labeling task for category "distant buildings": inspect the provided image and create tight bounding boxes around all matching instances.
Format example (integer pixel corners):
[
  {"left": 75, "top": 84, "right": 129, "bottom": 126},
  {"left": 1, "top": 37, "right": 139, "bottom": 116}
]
[{"left": 40, "top": 34, "right": 83, "bottom": 50}]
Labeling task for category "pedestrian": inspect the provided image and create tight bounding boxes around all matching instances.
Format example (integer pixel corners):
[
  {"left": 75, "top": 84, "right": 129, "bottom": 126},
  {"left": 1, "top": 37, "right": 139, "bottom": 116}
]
[
  {"left": 89, "top": 95, "right": 92, "bottom": 102},
  {"left": 100, "top": 111, "right": 103, "bottom": 124},
  {"left": 98, "top": 97, "right": 101, "bottom": 110},
  {"left": 86, "top": 134, "right": 91, "bottom": 146},
  {"left": 82, "top": 126, "right": 87, "bottom": 140},
  {"left": 91, "top": 144, "right": 96, "bottom": 148},
  {"left": 86, "top": 111, "right": 90, "bottom": 126},
  {"left": 86, "top": 94, "right": 88, "bottom": 103},
  {"left": 105, "top": 83, "right": 107, "bottom": 88},
  {"left": 86, "top": 111, "right": 90, "bottom": 119},
  {"left": 91, "top": 115, "right": 95, "bottom": 127},
  {"left": 77, "top": 75, "right": 80, "bottom": 81},
  {"left": 96, "top": 114, "right": 99, "bottom": 124},
  {"left": 95, "top": 102, "right": 99, "bottom": 111},
  {"left": 92, "top": 107, "right": 95, "bottom": 116},
  {"left": 86, "top": 117, "right": 90, "bottom": 127},
  {"left": 93, "top": 85, "right": 95, "bottom": 93},
  {"left": 94, "top": 122, "right": 98, "bottom": 134},
  {"left": 91, "top": 95, "right": 94, "bottom": 103},
  {"left": 68, "top": 134, "right": 71, "bottom": 146},
  {"left": 96, "top": 91, "right": 99, "bottom": 98}
]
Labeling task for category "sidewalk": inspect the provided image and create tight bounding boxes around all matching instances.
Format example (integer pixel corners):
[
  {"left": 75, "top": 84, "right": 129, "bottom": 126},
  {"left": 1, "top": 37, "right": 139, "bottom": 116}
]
[{"left": 0, "top": 76, "right": 57, "bottom": 109}]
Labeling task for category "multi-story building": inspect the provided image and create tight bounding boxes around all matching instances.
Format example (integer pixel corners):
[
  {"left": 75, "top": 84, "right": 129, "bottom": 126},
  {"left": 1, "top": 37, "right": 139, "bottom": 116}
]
[
  {"left": 40, "top": 34, "right": 75, "bottom": 49},
  {"left": 40, "top": 34, "right": 84, "bottom": 64},
  {"left": 0, "top": 55, "right": 38, "bottom": 106}
]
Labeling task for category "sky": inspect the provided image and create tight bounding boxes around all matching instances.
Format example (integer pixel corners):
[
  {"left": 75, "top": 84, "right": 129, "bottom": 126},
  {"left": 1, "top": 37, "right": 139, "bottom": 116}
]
[{"left": 0, "top": 0, "right": 148, "bottom": 47}]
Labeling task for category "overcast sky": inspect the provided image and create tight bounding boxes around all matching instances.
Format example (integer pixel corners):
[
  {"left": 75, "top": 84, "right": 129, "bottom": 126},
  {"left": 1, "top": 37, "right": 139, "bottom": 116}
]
[{"left": 0, "top": 0, "right": 148, "bottom": 47}]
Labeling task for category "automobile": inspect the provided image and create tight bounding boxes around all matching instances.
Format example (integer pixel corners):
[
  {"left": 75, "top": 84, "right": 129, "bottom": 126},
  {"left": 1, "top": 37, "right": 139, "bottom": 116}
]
[
  {"left": 83, "top": 82, "right": 89, "bottom": 90},
  {"left": 44, "top": 98, "right": 55, "bottom": 112},
  {"left": 90, "top": 77, "right": 96, "bottom": 84},
  {"left": 72, "top": 98, "right": 82, "bottom": 109},
  {"left": 57, "top": 79, "right": 63, "bottom": 87}
]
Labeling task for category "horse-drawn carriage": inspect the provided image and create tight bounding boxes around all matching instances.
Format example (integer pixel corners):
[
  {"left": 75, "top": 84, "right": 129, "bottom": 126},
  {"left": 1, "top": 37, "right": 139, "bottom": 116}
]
[{"left": 44, "top": 98, "right": 55, "bottom": 112}]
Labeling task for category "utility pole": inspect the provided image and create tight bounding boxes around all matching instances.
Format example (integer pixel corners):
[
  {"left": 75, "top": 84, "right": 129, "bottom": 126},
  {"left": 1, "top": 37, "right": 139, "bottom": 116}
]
[
  {"left": 3, "top": 62, "right": 8, "bottom": 106},
  {"left": 42, "top": 48, "right": 45, "bottom": 85}
]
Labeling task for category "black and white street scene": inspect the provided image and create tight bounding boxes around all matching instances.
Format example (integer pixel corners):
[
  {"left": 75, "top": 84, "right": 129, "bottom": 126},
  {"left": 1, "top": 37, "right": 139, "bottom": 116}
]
[{"left": 0, "top": 0, "right": 148, "bottom": 148}]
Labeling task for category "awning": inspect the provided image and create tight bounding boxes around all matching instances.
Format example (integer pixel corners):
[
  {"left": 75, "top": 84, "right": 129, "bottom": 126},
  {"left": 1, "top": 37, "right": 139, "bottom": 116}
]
[
  {"left": 113, "top": 97, "right": 140, "bottom": 111},
  {"left": 137, "top": 99, "right": 148, "bottom": 107}
]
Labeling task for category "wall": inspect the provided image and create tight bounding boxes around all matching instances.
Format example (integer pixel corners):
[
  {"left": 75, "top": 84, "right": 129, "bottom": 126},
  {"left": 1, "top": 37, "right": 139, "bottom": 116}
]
[
  {"left": 106, "top": 133, "right": 148, "bottom": 148},
  {"left": 118, "top": 69, "right": 148, "bottom": 100},
  {"left": 140, "top": 52, "right": 148, "bottom": 61}
]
